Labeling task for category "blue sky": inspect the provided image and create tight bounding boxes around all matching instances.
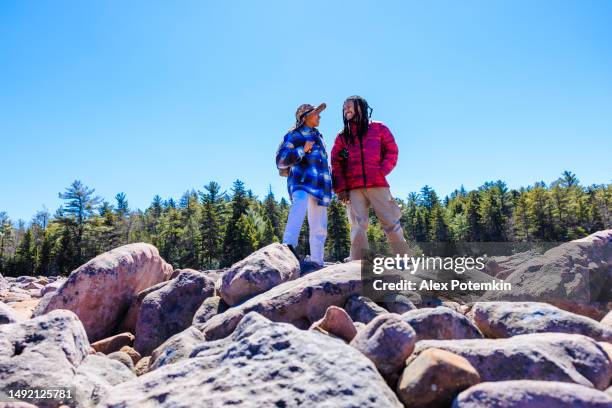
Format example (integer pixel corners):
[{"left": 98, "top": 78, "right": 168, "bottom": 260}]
[{"left": 1, "top": 0, "right": 611, "bottom": 222}]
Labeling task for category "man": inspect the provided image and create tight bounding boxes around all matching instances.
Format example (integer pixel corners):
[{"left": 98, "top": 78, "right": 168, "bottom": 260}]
[
  {"left": 330, "top": 95, "right": 411, "bottom": 260},
  {"left": 276, "top": 103, "right": 331, "bottom": 268}
]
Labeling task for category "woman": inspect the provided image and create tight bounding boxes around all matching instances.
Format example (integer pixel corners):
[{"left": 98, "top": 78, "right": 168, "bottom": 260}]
[{"left": 276, "top": 102, "right": 331, "bottom": 269}]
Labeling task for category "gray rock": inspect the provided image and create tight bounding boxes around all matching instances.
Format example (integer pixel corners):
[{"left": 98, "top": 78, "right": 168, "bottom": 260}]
[
  {"left": 401, "top": 307, "right": 483, "bottom": 341},
  {"left": 345, "top": 294, "right": 388, "bottom": 324},
  {"left": 99, "top": 312, "right": 402, "bottom": 407},
  {"left": 0, "top": 302, "right": 21, "bottom": 324},
  {"left": 191, "top": 295, "right": 228, "bottom": 330},
  {"left": 453, "top": 380, "right": 612, "bottom": 407},
  {"left": 219, "top": 243, "right": 300, "bottom": 305},
  {"left": 0, "top": 310, "right": 90, "bottom": 407},
  {"left": 33, "top": 243, "right": 174, "bottom": 341},
  {"left": 40, "top": 279, "right": 65, "bottom": 296},
  {"left": 409, "top": 333, "right": 612, "bottom": 390},
  {"left": 134, "top": 270, "right": 215, "bottom": 355},
  {"left": 149, "top": 326, "right": 205, "bottom": 370},
  {"left": 75, "top": 354, "right": 136, "bottom": 408},
  {"left": 470, "top": 301, "right": 612, "bottom": 342},
  {"left": 201, "top": 261, "right": 364, "bottom": 340},
  {"left": 601, "top": 310, "right": 612, "bottom": 328},
  {"left": 106, "top": 351, "right": 135, "bottom": 371},
  {"left": 350, "top": 313, "right": 417, "bottom": 382}
]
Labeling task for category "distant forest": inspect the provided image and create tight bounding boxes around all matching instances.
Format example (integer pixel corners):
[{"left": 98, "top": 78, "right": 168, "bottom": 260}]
[{"left": 0, "top": 171, "right": 610, "bottom": 277}]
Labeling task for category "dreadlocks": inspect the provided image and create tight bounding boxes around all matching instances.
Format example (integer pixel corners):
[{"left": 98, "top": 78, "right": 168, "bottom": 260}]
[{"left": 341, "top": 95, "right": 372, "bottom": 145}]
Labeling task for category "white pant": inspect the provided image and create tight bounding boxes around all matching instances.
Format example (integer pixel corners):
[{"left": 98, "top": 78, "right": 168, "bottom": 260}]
[{"left": 282, "top": 190, "right": 327, "bottom": 265}]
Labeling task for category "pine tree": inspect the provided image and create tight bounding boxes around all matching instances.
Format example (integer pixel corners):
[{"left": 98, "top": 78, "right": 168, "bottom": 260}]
[
  {"left": 15, "top": 228, "right": 36, "bottom": 275},
  {"left": 221, "top": 180, "right": 250, "bottom": 267},
  {"left": 199, "top": 181, "right": 225, "bottom": 269},
  {"left": 326, "top": 198, "right": 350, "bottom": 261},
  {"left": 263, "top": 187, "right": 282, "bottom": 239},
  {"left": 57, "top": 180, "right": 101, "bottom": 266}
]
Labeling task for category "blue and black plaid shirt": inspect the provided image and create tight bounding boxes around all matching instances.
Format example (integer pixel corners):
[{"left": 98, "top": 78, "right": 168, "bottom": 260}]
[{"left": 276, "top": 126, "right": 332, "bottom": 206}]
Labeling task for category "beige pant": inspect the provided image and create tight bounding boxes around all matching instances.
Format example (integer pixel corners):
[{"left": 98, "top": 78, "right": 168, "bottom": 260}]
[{"left": 347, "top": 187, "right": 411, "bottom": 260}]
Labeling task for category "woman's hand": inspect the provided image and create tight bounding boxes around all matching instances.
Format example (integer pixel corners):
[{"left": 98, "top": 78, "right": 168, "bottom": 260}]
[
  {"left": 338, "top": 191, "right": 350, "bottom": 204},
  {"left": 304, "top": 141, "right": 315, "bottom": 153}
]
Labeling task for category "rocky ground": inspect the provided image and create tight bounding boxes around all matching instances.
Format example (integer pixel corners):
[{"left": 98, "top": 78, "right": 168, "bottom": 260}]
[{"left": 0, "top": 231, "right": 611, "bottom": 407}]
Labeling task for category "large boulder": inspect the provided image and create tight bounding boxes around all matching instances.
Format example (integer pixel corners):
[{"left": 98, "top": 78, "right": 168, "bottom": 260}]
[
  {"left": 408, "top": 333, "right": 612, "bottom": 390},
  {"left": 134, "top": 270, "right": 215, "bottom": 355},
  {"left": 0, "top": 302, "right": 21, "bottom": 325},
  {"left": 350, "top": 313, "right": 417, "bottom": 383},
  {"left": 401, "top": 307, "right": 483, "bottom": 341},
  {"left": 148, "top": 326, "right": 205, "bottom": 370},
  {"left": 453, "top": 380, "right": 612, "bottom": 408},
  {"left": 74, "top": 354, "right": 136, "bottom": 408},
  {"left": 191, "top": 296, "right": 228, "bottom": 330},
  {"left": 0, "top": 310, "right": 91, "bottom": 407},
  {"left": 200, "top": 261, "right": 363, "bottom": 340},
  {"left": 397, "top": 348, "right": 480, "bottom": 408},
  {"left": 482, "top": 230, "right": 612, "bottom": 320},
  {"left": 33, "top": 243, "right": 173, "bottom": 341},
  {"left": 601, "top": 311, "right": 612, "bottom": 328},
  {"left": 470, "top": 301, "right": 612, "bottom": 342},
  {"left": 219, "top": 243, "right": 300, "bottom": 305},
  {"left": 118, "top": 280, "right": 170, "bottom": 333},
  {"left": 99, "top": 312, "right": 402, "bottom": 407}
]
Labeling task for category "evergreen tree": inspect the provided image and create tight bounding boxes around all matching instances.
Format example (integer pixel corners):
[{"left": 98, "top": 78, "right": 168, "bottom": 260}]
[
  {"left": 199, "top": 181, "right": 225, "bottom": 269},
  {"left": 326, "top": 198, "right": 350, "bottom": 261},
  {"left": 220, "top": 180, "right": 250, "bottom": 267}
]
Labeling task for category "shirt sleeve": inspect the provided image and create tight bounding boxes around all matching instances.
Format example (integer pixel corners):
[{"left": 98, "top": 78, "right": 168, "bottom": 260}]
[
  {"left": 330, "top": 134, "right": 347, "bottom": 193},
  {"left": 379, "top": 124, "right": 399, "bottom": 176},
  {"left": 276, "top": 132, "right": 305, "bottom": 169}
]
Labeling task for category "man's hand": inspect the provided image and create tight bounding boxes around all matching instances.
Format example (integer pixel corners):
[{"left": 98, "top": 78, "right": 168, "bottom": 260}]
[
  {"left": 304, "top": 141, "right": 315, "bottom": 153},
  {"left": 338, "top": 191, "right": 350, "bottom": 204}
]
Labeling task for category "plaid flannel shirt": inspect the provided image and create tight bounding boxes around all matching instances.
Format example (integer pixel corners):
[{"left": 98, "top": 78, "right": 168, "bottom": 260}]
[{"left": 276, "top": 126, "right": 332, "bottom": 206}]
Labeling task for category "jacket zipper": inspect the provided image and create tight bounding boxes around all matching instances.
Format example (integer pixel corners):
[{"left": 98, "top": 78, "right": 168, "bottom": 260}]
[{"left": 358, "top": 134, "right": 367, "bottom": 188}]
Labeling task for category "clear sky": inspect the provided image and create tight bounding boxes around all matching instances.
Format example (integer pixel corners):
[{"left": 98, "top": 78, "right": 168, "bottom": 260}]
[{"left": 1, "top": 0, "right": 611, "bottom": 222}]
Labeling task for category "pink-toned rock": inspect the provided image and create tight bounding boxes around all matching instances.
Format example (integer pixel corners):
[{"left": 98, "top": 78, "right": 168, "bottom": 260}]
[
  {"left": 219, "top": 243, "right": 300, "bottom": 306},
  {"left": 397, "top": 348, "right": 480, "bottom": 407},
  {"left": 119, "top": 346, "right": 142, "bottom": 365},
  {"left": 201, "top": 261, "right": 364, "bottom": 340},
  {"left": 401, "top": 307, "right": 482, "bottom": 341},
  {"left": 454, "top": 380, "right": 612, "bottom": 407},
  {"left": 118, "top": 280, "right": 170, "bottom": 333},
  {"left": 33, "top": 243, "right": 173, "bottom": 341},
  {"left": 470, "top": 301, "right": 612, "bottom": 342},
  {"left": 310, "top": 305, "right": 357, "bottom": 342},
  {"left": 134, "top": 356, "right": 151, "bottom": 376},
  {"left": 350, "top": 313, "right": 416, "bottom": 383},
  {"left": 408, "top": 333, "right": 612, "bottom": 390},
  {"left": 91, "top": 332, "right": 135, "bottom": 354}
]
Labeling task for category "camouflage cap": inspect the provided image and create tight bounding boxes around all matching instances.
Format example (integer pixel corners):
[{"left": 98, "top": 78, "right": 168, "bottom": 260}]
[{"left": 291, "top": 103, "right": 326, "bottom": 131}]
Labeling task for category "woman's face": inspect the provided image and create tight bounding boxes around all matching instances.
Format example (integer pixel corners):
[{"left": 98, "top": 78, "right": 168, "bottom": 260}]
[{"left": 304, "top": 111, "right": 320, "bottom": 128}]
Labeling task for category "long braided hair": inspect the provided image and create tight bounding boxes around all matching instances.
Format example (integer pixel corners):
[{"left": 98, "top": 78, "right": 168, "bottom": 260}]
[{"left": 341, "top": 95, "right": 372, "bottom": 145}]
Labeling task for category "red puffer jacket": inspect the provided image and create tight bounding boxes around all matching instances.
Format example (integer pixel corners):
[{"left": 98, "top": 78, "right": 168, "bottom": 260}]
[{"left": 330, "top": 121, "right": 399, "bottom": 193}]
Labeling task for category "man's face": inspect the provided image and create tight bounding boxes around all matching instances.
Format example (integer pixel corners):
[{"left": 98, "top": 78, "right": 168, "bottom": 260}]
[
  {"left": 304, "top": 111, "right": 320, "bottom": 128},
  {"left": 343, "top": 100, "right": 356, "bottom": 121}
]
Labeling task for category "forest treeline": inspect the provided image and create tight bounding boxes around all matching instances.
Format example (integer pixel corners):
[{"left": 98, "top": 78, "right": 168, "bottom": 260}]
[{"left": 0, "top": 171, "right": 610, "bottom": 277}]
